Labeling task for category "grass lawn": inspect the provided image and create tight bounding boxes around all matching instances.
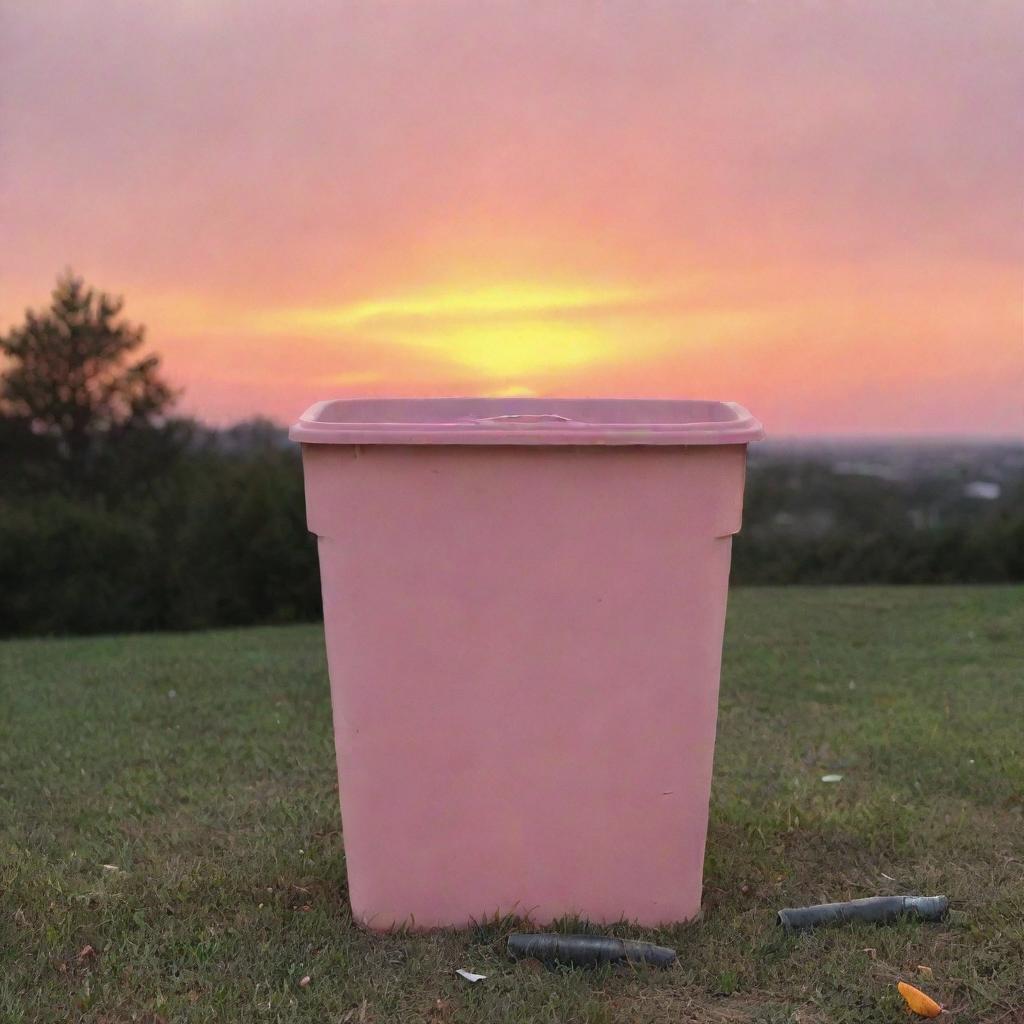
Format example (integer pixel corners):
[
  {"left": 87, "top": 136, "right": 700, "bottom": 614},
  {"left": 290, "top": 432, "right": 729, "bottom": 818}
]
[{"left": 2, "top": 586, "right": 1023, "bottom": 1023}]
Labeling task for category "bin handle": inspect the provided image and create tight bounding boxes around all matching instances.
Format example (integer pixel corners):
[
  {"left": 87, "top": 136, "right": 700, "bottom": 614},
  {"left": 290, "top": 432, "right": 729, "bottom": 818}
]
[{"left": 469, "top": 413, "right": 583, "bottom": 426}]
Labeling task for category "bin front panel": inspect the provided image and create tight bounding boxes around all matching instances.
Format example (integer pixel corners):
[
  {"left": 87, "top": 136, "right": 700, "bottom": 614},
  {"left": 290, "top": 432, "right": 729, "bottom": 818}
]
[{"left": 306, "top": 443, "right": 745, "bottom": 928}]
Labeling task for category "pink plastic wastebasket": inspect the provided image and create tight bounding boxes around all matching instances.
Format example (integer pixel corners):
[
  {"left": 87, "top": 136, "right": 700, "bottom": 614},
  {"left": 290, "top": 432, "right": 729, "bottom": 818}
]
[{"left": 290, "top": 398, "right": 763, "bottom": 929}]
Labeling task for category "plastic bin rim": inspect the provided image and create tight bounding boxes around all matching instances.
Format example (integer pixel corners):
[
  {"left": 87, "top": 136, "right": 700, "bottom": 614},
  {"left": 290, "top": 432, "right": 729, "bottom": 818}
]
[{"left": 289, "top": 397, "right": 764, "bottom": 446}]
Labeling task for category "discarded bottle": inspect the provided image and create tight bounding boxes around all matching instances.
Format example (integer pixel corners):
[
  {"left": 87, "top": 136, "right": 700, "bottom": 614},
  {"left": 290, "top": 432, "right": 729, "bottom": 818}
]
[
  {"left": 507, "top": 932, "right": 677, "bottom": 968},
  {"left": 777, "top": 895, "right": 949, "bottom": 931}
]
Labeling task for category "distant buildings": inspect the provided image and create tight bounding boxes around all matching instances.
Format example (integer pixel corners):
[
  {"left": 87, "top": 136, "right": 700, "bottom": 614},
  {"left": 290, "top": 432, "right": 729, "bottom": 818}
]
[{"left": 964, "top": 481, "right": 1001, "bottom": 500}]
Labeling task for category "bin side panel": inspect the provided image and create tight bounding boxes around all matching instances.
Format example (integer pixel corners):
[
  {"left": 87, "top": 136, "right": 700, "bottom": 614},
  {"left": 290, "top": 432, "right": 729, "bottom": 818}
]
[{"left": 309, "top": 444, "right": 745, "bottom": 928}]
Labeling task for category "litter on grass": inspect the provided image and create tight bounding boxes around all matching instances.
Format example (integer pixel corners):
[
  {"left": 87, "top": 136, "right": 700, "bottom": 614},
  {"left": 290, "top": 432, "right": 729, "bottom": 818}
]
[
  {"left": 455, "top": 969, "right": 487, "bottom": 983},
  {"left": 897, "top": 981, "right": 942, "bottom": 1018},
  {"left": 777, "top": 895, "right": 949, "bottom": 930},
  {"left": 821, "top": 774, "right": 843, "bottom": 783},
  {"left": 507, "top": 933, "right": 677, "bottom": 968}
]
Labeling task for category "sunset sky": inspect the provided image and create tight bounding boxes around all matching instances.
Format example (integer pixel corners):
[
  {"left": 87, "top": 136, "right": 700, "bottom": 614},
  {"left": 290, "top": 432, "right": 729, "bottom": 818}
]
[{"left": 2, "top": 1, "right": 1021, "bottom": 436}]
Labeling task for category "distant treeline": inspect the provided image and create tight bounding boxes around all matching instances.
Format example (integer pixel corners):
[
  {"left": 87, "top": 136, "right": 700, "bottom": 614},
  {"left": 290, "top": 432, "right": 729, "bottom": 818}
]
[
  {"left": 735, "top": 448, "right": 1024, "bottom": 585},
  {"left": 1, "top": 419, "right": 321, "bottom": 635},
  {"left": 2, "top": 423, "right": 1023, "bottom": 636}
]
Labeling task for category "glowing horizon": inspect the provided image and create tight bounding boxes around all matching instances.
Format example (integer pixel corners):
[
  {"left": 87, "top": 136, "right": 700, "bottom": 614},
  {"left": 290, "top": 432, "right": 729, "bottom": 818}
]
[{"left": 1, "top": 1, "right": 1021, "bottom": 436}]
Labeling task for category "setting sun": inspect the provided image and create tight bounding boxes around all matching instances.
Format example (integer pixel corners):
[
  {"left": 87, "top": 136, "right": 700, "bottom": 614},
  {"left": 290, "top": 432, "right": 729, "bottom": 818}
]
[{"left": 248, "top": 282, "right": 643, "bottom": 380}]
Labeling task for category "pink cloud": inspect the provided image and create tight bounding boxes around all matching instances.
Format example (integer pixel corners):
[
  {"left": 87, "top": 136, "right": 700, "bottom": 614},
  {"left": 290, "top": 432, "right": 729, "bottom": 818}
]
[{"left": 2, "top": 1, "right": 1021, "bottom": 434}]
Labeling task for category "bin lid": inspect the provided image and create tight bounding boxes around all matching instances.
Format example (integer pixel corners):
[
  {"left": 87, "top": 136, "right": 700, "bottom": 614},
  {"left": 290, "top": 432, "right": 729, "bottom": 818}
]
[{"left": 289, "top": 398, "right": 762, "bottom": 446}]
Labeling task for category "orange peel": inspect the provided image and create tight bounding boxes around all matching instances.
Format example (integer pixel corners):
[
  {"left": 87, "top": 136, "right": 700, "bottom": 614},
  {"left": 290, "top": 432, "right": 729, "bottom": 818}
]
[{"left": 897, "top": 980, "right": 942, "bottom": 1018}]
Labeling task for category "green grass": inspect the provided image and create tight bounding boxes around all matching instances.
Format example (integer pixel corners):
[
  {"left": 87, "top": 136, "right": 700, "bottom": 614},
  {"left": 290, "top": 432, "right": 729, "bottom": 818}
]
[{"left": 2, "top": 587, "right": 1022, "bottom": 1023}]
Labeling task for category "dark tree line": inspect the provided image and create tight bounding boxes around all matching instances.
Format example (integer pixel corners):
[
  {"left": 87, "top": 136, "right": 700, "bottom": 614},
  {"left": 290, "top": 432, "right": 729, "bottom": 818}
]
[
  {"left": 734, "top": 456, "right": 1024, "bottom": 584},
  {"left": 1, "top": 273, "right": 319, "bottom": 635},
  {"left": 1, "top": 273, "right": 1022, "bottom": 636}
]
